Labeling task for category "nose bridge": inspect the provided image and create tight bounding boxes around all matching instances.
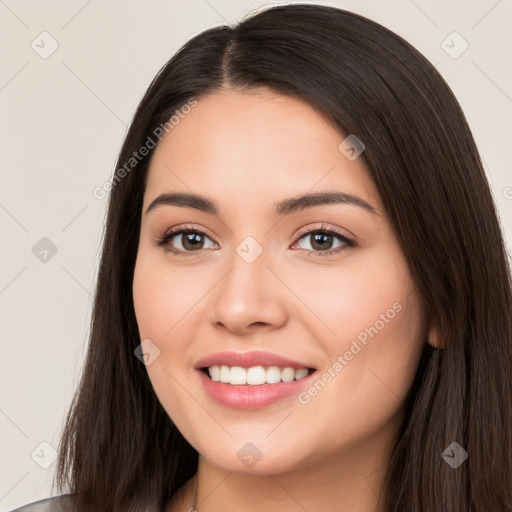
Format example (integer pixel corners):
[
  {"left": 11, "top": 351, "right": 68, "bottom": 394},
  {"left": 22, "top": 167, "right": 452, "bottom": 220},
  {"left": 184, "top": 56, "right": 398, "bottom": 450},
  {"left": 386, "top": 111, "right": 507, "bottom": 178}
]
[
  {"left": 222, "top": 235, "right": 272, "bottom": 306},
  {"left": 209, "top": 233, "right": 286, "bottom": 332}
]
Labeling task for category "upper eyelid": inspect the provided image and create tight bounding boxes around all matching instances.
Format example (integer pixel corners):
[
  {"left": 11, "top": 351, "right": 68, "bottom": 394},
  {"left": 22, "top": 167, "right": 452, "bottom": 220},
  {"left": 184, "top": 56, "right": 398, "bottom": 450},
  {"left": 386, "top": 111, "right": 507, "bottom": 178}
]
[{"left": 294, "top": 223, "right": 353, "bottom": 241}]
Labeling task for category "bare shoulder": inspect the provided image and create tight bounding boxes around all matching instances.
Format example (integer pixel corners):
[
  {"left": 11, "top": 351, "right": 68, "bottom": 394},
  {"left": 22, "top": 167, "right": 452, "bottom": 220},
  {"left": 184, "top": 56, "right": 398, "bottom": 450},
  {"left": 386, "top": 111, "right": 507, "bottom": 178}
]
[{"left": 8, "top": 494, "right": 74, "bottom": 512}]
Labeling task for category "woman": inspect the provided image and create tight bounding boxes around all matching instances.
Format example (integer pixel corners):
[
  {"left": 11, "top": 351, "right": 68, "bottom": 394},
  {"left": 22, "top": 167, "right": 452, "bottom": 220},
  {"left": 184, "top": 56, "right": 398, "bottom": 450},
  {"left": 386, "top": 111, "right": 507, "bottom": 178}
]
[{"left": 11, "top": 3, "right": 512, "bottom": 512}]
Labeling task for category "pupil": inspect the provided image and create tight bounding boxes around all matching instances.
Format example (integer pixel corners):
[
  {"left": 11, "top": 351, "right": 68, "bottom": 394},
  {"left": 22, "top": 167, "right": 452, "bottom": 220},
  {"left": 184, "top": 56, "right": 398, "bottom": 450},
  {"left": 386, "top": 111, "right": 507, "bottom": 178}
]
[
  {"left": 311, "top": 233, "right": 332, "bottom": 251},
  {"left": 183, "top": 231, "right": 203, "bottom": 250}
]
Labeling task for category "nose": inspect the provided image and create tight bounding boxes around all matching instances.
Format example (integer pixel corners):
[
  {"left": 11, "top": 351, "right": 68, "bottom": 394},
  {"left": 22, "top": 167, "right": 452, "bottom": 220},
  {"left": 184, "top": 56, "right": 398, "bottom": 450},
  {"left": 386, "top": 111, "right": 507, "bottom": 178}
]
[{"left": 208, "top": 249, "right": 288, "bottom": 336}]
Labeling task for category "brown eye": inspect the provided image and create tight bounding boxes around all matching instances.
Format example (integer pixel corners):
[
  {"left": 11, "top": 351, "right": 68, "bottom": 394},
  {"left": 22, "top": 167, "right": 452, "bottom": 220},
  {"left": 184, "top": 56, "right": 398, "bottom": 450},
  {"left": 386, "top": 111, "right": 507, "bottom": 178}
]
[
  {"left": 175, "top": 230, "right": 207, "bottom": 251},
  {"left": 154, "top": 227, "right": 217, "bottom": 256},
  {"left": 294, "top": 228, "right": 354, "bottom": 256}
]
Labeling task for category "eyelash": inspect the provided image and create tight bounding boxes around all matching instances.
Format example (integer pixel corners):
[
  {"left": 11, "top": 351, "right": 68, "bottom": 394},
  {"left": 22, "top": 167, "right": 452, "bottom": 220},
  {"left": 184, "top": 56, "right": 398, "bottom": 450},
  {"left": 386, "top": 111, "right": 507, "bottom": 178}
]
[{"left": 153, "top": 223, "right": 356, "bottom": 258}]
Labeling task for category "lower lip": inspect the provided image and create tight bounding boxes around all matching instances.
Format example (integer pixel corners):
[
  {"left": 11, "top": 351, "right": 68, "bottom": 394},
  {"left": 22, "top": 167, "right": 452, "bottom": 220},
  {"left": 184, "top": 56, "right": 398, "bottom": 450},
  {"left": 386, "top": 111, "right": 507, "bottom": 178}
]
[{"left": 196, "top": 369, "right": 317, "bottom": 409}]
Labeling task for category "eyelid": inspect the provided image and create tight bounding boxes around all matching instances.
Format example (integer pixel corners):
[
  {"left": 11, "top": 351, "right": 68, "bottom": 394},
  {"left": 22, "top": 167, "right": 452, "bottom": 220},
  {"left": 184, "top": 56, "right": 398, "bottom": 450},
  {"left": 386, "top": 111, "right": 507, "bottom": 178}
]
[
  {"left": 293, "top": 222, "right": 354, "bottom": 241},
  {"left": 154, "top": 223, "right": 217, "bottom": 251},
  {"left": 159, "top": 223, "right": 216, "bottom": 242}
]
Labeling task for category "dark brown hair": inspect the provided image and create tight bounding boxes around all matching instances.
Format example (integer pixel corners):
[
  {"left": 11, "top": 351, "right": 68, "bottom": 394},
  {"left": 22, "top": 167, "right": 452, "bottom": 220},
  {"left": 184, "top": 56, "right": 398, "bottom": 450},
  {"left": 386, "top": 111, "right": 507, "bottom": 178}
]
[{"left": 55, "top": 4, "right": 512, "bottom": 511}]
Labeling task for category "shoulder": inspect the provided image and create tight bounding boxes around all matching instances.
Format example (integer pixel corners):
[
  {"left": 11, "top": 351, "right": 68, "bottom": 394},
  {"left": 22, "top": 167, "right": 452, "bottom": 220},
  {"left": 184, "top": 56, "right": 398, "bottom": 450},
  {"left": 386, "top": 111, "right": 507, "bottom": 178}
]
[{"left": 8, "top": 494, "right": 74, "bottom": 512}]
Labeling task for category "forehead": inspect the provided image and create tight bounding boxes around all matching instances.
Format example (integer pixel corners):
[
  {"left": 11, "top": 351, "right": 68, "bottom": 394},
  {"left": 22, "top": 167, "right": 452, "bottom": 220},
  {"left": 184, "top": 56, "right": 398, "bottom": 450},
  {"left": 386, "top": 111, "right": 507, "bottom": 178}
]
[{"left": 143, "top": 88, "right": 382, "bottom": 215}]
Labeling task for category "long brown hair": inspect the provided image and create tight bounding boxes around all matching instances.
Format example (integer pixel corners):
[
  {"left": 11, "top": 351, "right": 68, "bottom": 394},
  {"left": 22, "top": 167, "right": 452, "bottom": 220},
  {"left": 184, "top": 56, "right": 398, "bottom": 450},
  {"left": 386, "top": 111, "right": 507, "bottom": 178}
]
[{"left": 55, "top": 4, "right": 512, "bottom": 511}]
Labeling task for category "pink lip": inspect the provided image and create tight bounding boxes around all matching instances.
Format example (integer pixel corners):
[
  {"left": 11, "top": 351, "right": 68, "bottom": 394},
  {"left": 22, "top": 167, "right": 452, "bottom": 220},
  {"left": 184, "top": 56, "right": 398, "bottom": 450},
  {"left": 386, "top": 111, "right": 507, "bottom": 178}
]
[
  {"left": 194, "top": 350, "right": 315, "bottom": 370},
  {"left": 196, "top": 368, "right": 317, "bottom": 409}
]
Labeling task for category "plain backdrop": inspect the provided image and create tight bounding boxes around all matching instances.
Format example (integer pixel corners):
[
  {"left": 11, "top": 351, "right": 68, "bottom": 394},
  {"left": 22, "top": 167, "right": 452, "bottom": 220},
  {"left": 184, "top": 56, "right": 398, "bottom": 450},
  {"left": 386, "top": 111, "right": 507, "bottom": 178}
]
[{"left": 1, "top": 0, "right": 511, "bottom": 510}]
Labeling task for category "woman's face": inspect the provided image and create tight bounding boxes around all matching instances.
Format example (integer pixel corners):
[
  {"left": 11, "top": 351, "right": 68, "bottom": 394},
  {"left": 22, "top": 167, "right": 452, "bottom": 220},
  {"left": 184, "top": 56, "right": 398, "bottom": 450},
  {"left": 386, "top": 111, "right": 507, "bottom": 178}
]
[{"left": 133, "top": 87, "right": 427, "bottom": 475}]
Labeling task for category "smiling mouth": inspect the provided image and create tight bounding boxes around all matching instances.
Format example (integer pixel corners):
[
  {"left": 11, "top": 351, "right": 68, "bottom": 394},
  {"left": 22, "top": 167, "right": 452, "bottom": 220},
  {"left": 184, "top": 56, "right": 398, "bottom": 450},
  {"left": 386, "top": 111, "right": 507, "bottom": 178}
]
[{"left": 200, "top": 365, "right": 316, "bottom": 386}]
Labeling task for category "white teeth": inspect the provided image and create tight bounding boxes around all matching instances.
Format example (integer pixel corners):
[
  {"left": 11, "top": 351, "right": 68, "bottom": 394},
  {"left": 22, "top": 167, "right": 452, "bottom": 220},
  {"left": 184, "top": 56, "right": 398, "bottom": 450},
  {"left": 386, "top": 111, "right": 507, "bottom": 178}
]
[
  {"left": 230, "top": 366, "right": 247, "bottom": 385},
  {"left": 266, "top": 366, "right": 281, "bottom": 384},
  {"left": 207, "top": 365, "right": 311, "bottom": 385}
]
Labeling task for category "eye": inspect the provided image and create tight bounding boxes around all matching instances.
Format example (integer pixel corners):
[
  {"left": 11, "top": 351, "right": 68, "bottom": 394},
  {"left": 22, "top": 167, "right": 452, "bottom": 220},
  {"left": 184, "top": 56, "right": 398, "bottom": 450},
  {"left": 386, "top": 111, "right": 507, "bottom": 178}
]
[
  {"left": 292, "top": 224, "right": 355, "bottom": 257},
  {"left": 153, "top": 223, "right": 355, "bottom": 257},
  {"left": 153, "top": 224, "right": 217, "bottom": 256}
]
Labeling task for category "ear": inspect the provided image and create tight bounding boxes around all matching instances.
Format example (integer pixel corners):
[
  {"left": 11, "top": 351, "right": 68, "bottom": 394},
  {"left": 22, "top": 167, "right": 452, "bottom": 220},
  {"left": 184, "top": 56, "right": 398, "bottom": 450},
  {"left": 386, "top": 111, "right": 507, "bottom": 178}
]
[{"left": 426, "top": 324, "right": 442, "bottom": 349}]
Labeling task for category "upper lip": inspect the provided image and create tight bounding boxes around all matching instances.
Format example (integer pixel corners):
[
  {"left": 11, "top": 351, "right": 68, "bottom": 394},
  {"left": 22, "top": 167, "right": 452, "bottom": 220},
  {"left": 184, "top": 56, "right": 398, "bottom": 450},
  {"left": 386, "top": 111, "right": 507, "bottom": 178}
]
[{"left": 194, "top": 351, "right": 316, "bottom": 370}]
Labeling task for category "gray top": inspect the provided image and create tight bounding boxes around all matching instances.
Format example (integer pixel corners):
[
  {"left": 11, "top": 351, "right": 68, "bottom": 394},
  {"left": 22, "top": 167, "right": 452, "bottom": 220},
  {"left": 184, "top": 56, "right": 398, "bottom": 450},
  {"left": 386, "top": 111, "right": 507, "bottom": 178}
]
[{"left": 8, "top": 495, "right": 73, "bottom": 512}]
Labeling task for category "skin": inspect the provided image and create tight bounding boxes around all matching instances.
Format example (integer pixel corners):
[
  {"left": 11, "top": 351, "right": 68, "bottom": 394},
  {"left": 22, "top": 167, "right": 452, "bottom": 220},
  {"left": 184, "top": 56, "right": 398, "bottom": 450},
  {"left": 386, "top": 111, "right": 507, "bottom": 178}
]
[{"left": 132, "top": 86, "right": 435, "bottom": 512}]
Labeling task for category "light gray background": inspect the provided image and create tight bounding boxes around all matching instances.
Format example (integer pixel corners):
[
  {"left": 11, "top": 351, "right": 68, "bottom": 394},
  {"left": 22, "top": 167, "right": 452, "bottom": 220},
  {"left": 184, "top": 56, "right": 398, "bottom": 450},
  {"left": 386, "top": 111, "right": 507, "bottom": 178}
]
[{"left": 1, "top": 0, "right": 511, "bottom": 510}]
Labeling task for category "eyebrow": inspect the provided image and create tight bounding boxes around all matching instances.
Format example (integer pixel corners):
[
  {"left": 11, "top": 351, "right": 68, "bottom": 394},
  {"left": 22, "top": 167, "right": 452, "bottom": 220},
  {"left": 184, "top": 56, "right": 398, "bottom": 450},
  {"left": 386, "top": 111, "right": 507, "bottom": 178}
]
[{"left": 145, "top": 191, "right": 379, "bottom": 217}]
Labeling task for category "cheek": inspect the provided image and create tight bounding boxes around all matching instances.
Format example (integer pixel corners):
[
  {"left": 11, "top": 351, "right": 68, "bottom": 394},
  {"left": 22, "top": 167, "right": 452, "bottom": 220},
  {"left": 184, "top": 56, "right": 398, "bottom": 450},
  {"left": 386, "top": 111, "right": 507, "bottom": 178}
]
[
  {"left": 132, "top": 253, "right": 200, "bottom": 435},
  {"left": 132, "top": 251, "right": 201, "bottom": 339},
  {"left": 132, "top": 260, "right": 167, "bottom": 339},
  {"left": 295, "top": 243, "right": 424, "bottom": 414},
  {"left": 292, "top": 243, "right": 417, "bottom": 344}
]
